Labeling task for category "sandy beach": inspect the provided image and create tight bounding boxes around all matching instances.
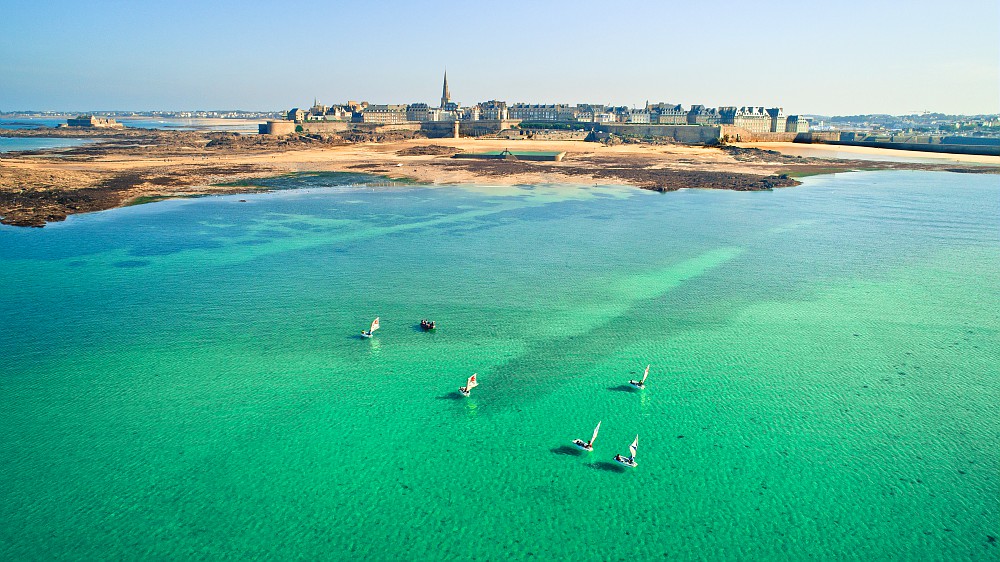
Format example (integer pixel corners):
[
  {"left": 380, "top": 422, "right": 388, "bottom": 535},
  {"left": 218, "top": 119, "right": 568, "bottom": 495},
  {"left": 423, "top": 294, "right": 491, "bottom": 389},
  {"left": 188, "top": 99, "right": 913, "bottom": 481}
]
[{"left": 2, "top": 132, "right": 998, "bottom": 227}]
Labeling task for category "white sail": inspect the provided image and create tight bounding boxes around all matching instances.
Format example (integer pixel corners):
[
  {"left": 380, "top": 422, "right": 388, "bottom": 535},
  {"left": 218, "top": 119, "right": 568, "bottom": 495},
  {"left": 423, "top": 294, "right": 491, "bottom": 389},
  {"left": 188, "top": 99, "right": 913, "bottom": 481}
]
[
  {"left": 641, "top": 364, "right": 650, "bottom": 384},
  {"left": 590, "top": 421, "right": 602, "bottom": 445},
  {"left": 466, "top": 373, "right": 478, "bottom": 390},
  {"left": 370, "top": 317, "right": 380, "bottom": 333},
  {"left": 629, "top": 435, "right": 638, "bottom": 460}
]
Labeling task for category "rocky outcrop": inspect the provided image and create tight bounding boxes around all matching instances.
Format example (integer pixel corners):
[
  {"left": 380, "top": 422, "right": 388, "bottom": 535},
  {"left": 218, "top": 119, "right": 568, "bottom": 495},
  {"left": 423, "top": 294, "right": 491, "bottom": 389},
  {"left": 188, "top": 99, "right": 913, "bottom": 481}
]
[{"left": 396, "top": 145, "right": 463, "bottom": 156}]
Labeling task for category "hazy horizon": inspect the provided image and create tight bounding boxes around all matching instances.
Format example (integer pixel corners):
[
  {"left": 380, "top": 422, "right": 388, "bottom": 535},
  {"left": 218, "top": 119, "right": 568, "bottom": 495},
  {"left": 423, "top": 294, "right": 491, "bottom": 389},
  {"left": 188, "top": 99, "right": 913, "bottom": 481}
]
[
  {"left": 2, "top": 0, "right": 998, "bottom": 116},
  {"left": 4, "top": 109, "right": 999, "bottom": 119}
]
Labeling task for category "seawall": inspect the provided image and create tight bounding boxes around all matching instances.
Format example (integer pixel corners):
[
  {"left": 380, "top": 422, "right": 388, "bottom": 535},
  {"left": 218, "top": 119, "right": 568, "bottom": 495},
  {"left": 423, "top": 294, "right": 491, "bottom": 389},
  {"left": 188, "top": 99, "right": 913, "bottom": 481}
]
[{"left": 826, "top": 140, "right": 1000, "bottom": 157}]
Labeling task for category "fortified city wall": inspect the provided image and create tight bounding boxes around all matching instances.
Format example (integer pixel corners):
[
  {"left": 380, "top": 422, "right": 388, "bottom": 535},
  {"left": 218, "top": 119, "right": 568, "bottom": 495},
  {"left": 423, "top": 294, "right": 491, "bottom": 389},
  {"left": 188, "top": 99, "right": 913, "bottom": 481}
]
[
  {"left": 718, "top": 126, "right": 842, "bottom": 143},
  {"left": 595, "top": 124, "right": 723, "bottom": 143},
  {"left": 260, "top": 119, "right": 516, "bottom": 138},
  {"left": 499, "top": 129, "right": 590, "bottom": 141}
]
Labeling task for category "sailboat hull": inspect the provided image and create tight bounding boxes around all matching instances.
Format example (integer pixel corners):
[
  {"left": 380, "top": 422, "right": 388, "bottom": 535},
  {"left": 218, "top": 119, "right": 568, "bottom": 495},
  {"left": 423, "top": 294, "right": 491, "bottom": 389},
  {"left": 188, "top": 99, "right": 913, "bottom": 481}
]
[
  {"left": 572, "top": 439, "right": 593, "bottom": 452},
  {"left": 614, "top": 455, "right": 637, "bottom": 468},
  {"left": 361, "top": 332, "right": 372, "bottom": 338},
  {"left": 459, "top": 389, "right": 470, "bottom": 397},
  {"left": 628, "top": 381, "right": 645, "bottom": 390}
]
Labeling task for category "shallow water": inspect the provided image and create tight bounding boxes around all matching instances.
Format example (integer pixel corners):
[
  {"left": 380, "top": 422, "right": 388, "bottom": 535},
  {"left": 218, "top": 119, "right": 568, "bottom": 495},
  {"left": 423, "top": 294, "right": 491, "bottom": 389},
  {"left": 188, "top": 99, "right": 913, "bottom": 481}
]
[
  {"left": 1, "top": 171, "right": 997, "bottom": 560},
  {"left": 0, "top": 136, "right": 100, "bottom": 152},
  {"left": 0, "top": 117, "right": 259, "bottom": 132}
]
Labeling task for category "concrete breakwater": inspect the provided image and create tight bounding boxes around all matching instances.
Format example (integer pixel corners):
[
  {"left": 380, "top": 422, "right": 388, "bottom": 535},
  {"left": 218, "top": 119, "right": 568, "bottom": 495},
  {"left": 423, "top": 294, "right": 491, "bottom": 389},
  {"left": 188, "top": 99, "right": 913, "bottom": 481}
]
[{"left": 824, "top": 133, "right": 1000, "bottom": 156}]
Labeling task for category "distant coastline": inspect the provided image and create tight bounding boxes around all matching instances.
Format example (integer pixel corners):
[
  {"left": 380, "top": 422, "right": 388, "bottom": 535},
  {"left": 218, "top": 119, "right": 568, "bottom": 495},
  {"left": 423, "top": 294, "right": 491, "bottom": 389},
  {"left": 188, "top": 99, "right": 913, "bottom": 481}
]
[{"left": 0, "top": 115, "right": 263, "bottom": 133}]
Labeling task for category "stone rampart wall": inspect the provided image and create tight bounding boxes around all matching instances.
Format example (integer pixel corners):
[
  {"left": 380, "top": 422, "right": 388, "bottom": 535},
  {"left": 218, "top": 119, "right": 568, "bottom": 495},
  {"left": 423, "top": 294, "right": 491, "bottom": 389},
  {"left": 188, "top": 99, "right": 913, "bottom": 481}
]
[
  {"left": 261, "top": 120, "right": 426, "bottom": 135},
  {"left": 719, "top": 127, "right": 841, "bottom": 143},
  {"left": 499, "top": 129, "right": 589, "bottom": 140},
  {"left": 416, "top": 120, "right": 516, "bottom": 138},
  {"left": 596, "top": 124, "right": 722, "bottom": 143}
]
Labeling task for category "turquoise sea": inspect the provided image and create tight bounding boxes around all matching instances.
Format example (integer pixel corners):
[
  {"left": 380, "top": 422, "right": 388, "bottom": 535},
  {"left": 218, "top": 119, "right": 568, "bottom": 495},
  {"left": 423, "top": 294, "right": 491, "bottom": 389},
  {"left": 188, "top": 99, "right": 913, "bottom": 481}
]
[{"left": 1, "top": 171, "right": 997, "bottom": 560}]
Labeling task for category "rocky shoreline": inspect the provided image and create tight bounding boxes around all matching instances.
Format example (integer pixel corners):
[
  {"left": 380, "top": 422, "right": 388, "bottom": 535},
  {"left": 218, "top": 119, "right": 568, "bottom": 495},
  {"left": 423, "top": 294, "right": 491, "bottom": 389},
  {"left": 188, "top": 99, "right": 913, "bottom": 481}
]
[
  {"left": 2, "top": 128, "right": 997, "bottom": 227},
  {"left": 429, "top": 157, "right": 800, "bottom": 191}
]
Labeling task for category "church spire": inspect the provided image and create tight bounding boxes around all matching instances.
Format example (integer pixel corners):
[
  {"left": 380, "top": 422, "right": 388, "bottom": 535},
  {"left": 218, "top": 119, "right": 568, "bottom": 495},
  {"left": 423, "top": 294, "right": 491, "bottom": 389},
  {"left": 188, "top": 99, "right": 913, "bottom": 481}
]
[{"left": 441, "top": 71, "right": 451, "bottom": 109}]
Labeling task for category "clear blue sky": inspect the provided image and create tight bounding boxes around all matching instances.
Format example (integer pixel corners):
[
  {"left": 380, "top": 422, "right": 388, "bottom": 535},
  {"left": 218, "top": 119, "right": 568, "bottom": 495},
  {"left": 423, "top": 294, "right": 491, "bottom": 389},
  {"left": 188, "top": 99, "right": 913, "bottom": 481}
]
[{"left": 1, "top": 0, "right": 997, "bottom": 115}]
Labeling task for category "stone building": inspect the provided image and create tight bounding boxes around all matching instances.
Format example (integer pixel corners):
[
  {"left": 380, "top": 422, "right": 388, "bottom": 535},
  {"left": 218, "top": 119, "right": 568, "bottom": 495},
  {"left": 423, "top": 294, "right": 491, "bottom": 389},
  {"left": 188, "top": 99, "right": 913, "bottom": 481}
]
[
  {"left": 477, "top": 100, "right": 508, "bottom": 120},
  {"left": 719, "top": 106, "right": 771, "bottom": 133},
  {"left": 440, "top": 71, "right": 451, "bottom": 109},
  {"left": 575, "top": 108, "right": 616, "bottom": 123},
  {"left": 626, "top": 110, "right": 651, "bottom": 124},
  {"left": 361, "top": 104, "right": 408, "bottom": 124},
  {"left": 648, "top": 103, "right": 687, "bottom": 125},
  {"left": 687, "top": 105, "right": 720, "bottom": 125},
  {"left": 259, "top": 120, "right": 297, "bottom": 135},
  {"left": 435, "top": 73, "right": 461, "bottom": 112},
  {"left": 428, "top": 108, "right": 461, "bottom": 121},
  {"left": 345, "top": 101, "right": 367, "bottom": 113},
  {"left": 556, "top": 106, "right": 579, "bottom": 121},
  {"left": 765, "top": 107, "right": 786, "bottom": 133},
  {"left": 66, "top": 115, "right": 124, "bottom": 128},
  {"left": 306, "top": 99, "right": 328, "bottom": 120},
  {"left": 324, "top": 106, "right": 351, "bottom": 121},
  {"left": 509, "top": 104, "right": 566, "bottom": 121},
  {"left": 785, "top": 115, "right": 810, "bottom": 132},
  {"left": 462, "top": 105, "right": 481, "bottom": 121},
  {"left": 407, "top": 103, "right": 430, "bottom": 122}
]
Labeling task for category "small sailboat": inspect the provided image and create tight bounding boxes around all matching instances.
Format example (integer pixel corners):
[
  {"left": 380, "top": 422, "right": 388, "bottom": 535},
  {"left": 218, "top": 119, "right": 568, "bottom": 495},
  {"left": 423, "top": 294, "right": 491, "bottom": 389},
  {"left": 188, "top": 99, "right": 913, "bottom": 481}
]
[
  {"left": 459, "top": 373, "right": 478, "bottom": 397},
  {"left": 361, "top": 317, "right": 380, "bottom": 338},
  {"left": 572, "top": 421, "right": 601, "bottom": 452},
  {"left": 614, "top": 435, "right": 638, "bottom": 468},
  {"left": 629, "top": 364, "right": 650, "bottom": 390}
]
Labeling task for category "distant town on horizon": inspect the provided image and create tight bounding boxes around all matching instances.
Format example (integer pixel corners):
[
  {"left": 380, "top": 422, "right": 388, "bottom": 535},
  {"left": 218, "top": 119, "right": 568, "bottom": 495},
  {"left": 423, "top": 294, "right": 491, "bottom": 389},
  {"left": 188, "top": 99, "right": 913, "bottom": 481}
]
[{"left": 5, "top": 72, "right": 999, "bottom": 145}]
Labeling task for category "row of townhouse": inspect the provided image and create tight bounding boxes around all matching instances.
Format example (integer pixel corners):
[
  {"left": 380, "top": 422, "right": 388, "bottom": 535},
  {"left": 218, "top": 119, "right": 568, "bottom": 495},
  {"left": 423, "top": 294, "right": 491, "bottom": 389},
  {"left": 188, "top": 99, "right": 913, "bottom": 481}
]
[
  {"left": 718, "top": 107, "right": 808, "bottom": 133},
  {"left": 508, "top": 103, "right": 808, "bottom": 131},
  {"left": 286, "top": 100, "right": 810, "bottom": 132}
]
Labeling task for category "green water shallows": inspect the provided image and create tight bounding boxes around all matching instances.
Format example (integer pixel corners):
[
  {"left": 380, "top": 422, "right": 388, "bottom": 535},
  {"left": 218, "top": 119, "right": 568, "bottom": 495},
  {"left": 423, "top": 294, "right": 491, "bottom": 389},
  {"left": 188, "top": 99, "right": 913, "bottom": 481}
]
[{"left": 0, "top": 171, "right": 997, "bottom": 560}]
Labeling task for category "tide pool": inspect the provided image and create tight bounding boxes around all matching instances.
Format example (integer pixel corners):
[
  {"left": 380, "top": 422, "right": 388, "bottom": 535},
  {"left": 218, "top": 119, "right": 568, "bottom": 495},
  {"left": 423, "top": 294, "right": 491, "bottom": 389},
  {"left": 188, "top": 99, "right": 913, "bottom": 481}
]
[{"left": 1, "top": 171, "right": 997, "bottom": 560}]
